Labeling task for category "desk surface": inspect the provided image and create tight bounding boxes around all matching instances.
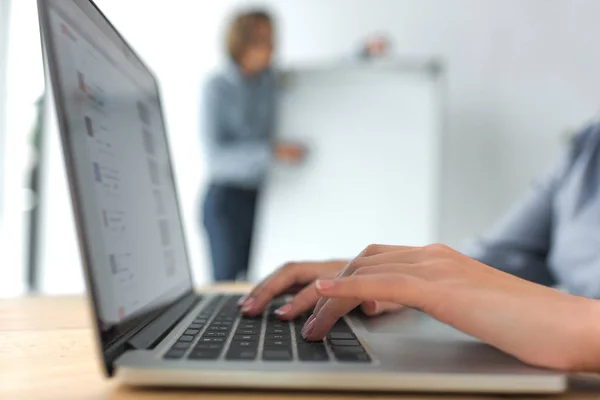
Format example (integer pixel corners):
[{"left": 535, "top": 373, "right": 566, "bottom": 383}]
[{"left": 1, "top": 284, "right": 600, "bottom": 400}]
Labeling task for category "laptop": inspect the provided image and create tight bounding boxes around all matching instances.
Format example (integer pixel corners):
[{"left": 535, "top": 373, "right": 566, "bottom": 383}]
[{"left": 37, "top": 0, "right": 566, "bottom": 393}]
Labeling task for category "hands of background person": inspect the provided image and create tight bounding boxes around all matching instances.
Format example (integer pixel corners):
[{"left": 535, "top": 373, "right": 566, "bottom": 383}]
[
  {"left": 274, "top": 142, "right": 305, "bottom": 164},
  {"left": 300, "top": 243, "right": 600, "bottom": 372},
  {"left": 238, "top": 260, "right": 402, "bottom": 319}
]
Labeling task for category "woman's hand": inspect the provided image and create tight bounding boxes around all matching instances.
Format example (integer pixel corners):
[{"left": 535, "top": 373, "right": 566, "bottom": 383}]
[
  {"left": 302, "top": 243, "right": 600, "bottom": 372},
  {"left": 274, "top": 143, "right": 305, "bottom": 164},
  {"left": 239, "top": 260, "right": 402, "bottom": 319}
]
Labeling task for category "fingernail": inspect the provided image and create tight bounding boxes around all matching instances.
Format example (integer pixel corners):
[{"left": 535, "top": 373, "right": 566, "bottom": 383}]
[
  {"left": 315, "top": 279, "right": 335, "bottom": 290},
  {"left": 274, "top": 303, "right": 292, "bottom": 316},
  {"left": 302, "top": 318, "right": 317, "bottom": 339},
  {"left": 301, "top": 314, "right": 315, "bottom": 336},
  {"left": 372, "top": 301, "right": 380, "bottom": 315},
  {"left": 241, "top": 297, "right": 255, "bottom": 312},
  {"left": 237, "top": 295, "right": 249, "bottom": 306}
]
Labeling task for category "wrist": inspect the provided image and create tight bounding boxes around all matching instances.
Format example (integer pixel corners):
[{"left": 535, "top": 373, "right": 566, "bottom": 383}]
[{"left": 571, "top": 298, "right": 600, "bottom": 372}]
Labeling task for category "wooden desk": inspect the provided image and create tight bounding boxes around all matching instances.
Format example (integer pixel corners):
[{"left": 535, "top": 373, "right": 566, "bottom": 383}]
[{"left": 1, "top": 284, "right": 600, "bottom": 400}]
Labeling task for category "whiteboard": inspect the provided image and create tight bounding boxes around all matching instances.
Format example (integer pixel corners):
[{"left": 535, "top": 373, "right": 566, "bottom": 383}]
[{"left": 250, "top": 63, "right": 443, "bottom": 280}]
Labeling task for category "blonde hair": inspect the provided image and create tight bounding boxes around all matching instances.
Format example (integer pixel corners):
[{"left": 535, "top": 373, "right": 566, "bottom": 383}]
[{"left": 226, "top": 10, "right": 273, "bottom": 64}]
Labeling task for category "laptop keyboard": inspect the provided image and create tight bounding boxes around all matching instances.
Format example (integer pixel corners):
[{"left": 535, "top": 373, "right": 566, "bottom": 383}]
[{"left": 163, "top": 294, "right": 370, "bottom": 363}]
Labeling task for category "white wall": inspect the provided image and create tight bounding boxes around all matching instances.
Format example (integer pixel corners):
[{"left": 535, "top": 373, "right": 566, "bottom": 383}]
[
  {"left": 31, "top": 0, "right": 600, "bottom": 294},
  {"left": 0, "top": 0, "right": 10, "bottom": 223},
  {"left": 1, "top": 0, "right": 43, "bottom": 296}
]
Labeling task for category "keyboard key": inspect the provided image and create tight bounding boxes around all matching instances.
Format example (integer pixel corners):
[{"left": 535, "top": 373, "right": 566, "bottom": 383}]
[
  {"left": 194, "top": 343, "right": 222, "bottom": 351},
  {"left": 236, "top": 328, "right": 260, "bottom": 335},
  {"left": 232, "top": 334, "right": 258, "bottom": 342},
  {"left": 299, "top": 353, "right": 329, "bottom": 362},
  {"left": 204, "top": 331, "right": 228, "bottom": 337},
  {"left": 215, "top": 319, "right": 234, "bottom": 324},
  {"left": 298, "top": 345, "right": 329, "bottom": 362},
  {"left": 263, "top": 349, "right": 292, "bottom": 361},
  {"left": 233, "top": 341, "right": 256, "bottom": 348},
  {"left": 239, "top": 317, "right": 261, "bottom": 323},
  {"left": 189, "top": 324, "right": 204, "bottom": 330},
  {"left": 164, "top": 349, "right": 186, "bottom": 359},
  {"left": 207, "top": 326, "right": 230, "bottom": 332},
  {"left": 330, "top": 319, "right": 352, "bottom": 332},
  {"left": 178, "top": 335, "right": 194, "bottom": 342},
  {"left": 298, "top": 341, "right": 326, "bottom": 350},
  {"left": 199, "top": 337, "right": 226, "bottom": 344},
  {"left": 265, "top": 334, "right": 289, "bottom": 340},
  {"left": 184, "top": 329, "right": 200, "bottom": 335},
  {"left": 267, "top": 328, "right": 288, "bottom": 334},
  {"left": 266, "top": 321, "right": 288, "bottom": 328},
  {"left": 328, "top": 332, "right": 355, "bottom": 340},
  {"left": 267, "top": 326, "right": 289, "bottom": 333},
  {"left": 226, "top": 348, "right": 257, "bottom": 360},
  {"left": 332, "top": 346, "right": 370, "bottom": 362},
  {"left": 264, "top": 340, "right": 290, "bottom": 347},
  {"left": 189, "top": 350, "right": 221, "bottom": 360},
  {"left": 329, "top": 339, "right": 360, "bottom": 347},
  {"left": 220, "top": 315, "right": 236, "bottom": 320},
  {"left": 238, "top": 323, "right": 260, "bottom": 330},
  {"left": 172, "top": 342, "right": 192, "bottom": 350}
]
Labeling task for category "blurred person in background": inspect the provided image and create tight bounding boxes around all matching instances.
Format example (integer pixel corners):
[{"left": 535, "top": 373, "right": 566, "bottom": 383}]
[{"left": 201, "top": 10, "right": 304, "bottom": 282}]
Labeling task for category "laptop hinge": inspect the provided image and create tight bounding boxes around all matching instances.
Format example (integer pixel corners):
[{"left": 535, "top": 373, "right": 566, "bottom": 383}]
[{"left": 127, "top": 292, "right": 201, "bottom": 350}]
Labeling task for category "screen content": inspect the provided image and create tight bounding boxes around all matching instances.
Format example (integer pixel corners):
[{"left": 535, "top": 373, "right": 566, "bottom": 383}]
[{"left": 47, "top": 1, "right": 192, "bottom": 330}]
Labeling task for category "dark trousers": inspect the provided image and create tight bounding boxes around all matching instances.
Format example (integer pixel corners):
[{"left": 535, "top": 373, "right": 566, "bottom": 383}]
[{"left": 202, "top": 184, "right": 259, "bottom": 282}]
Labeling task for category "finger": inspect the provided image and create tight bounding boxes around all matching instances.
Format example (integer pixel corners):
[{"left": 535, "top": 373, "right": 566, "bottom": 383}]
[
  {"left": 304, "top": 274, "right": 428, "bottom": 340},
  {"left": 312, "top": 263, "right": 424, "bottom": 316},
  {"left": 311, "top": 245, "right": 418, "bottom": 313},
  {"left": 305, "top": 294, "right": 361, "bottom": 341},
  {"left": 241, "top": 263, "right": 318, "bottom": 316},
  {"left": 360, "top": 300, "right": 403, "bottom": 316},
  {"left": 273, "top": 283, "right": 321, "bottom": 320}
]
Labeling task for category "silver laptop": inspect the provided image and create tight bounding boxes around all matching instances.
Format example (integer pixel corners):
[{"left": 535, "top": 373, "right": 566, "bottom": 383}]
[{"left": 38, "top": 0, "right": 566, "bottom": 394}]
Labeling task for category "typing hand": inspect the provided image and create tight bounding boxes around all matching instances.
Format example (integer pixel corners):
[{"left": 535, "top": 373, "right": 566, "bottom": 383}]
[
  {"left": 238, "top": 260, "right": 402, "bottom": 319},
  {"left": 302, "top": 243, "right": 600, "bottom": 372}
]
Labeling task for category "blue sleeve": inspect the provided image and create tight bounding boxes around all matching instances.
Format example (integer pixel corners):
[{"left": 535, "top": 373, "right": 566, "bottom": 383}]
[
  {"left": 463, "top": 125, "right": 600, "bottom": 285},
  {"left": 463, "top": 152, "right": 570, "bottom": 285},
  {"left": 267, "top": 70, "right": 279, "bottom": 140},
  {"left": 201, "top": 77, "right": 272, "bottom": 184}
]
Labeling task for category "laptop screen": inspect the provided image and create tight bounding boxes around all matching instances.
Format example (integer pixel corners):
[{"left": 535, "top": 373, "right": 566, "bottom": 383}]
[{"left": 41, "top": 0, "right": 193, "bottom": 335}]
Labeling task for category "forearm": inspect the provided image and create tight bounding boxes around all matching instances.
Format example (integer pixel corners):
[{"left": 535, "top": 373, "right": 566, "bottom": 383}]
[
  {"left": 435, "top": 280, "right": 600, "bottom": 372},
  {"left": 573, "top": 299, "right": 600, "bottom": 372}
]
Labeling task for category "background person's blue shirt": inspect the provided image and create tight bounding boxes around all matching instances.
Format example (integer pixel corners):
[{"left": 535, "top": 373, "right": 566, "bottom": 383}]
[
  {"left": 466, "top": 122, "right": 600, "bottom": 298},
  {"left": 201, "top": 63, "right": 276, "bottom": 189}
]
